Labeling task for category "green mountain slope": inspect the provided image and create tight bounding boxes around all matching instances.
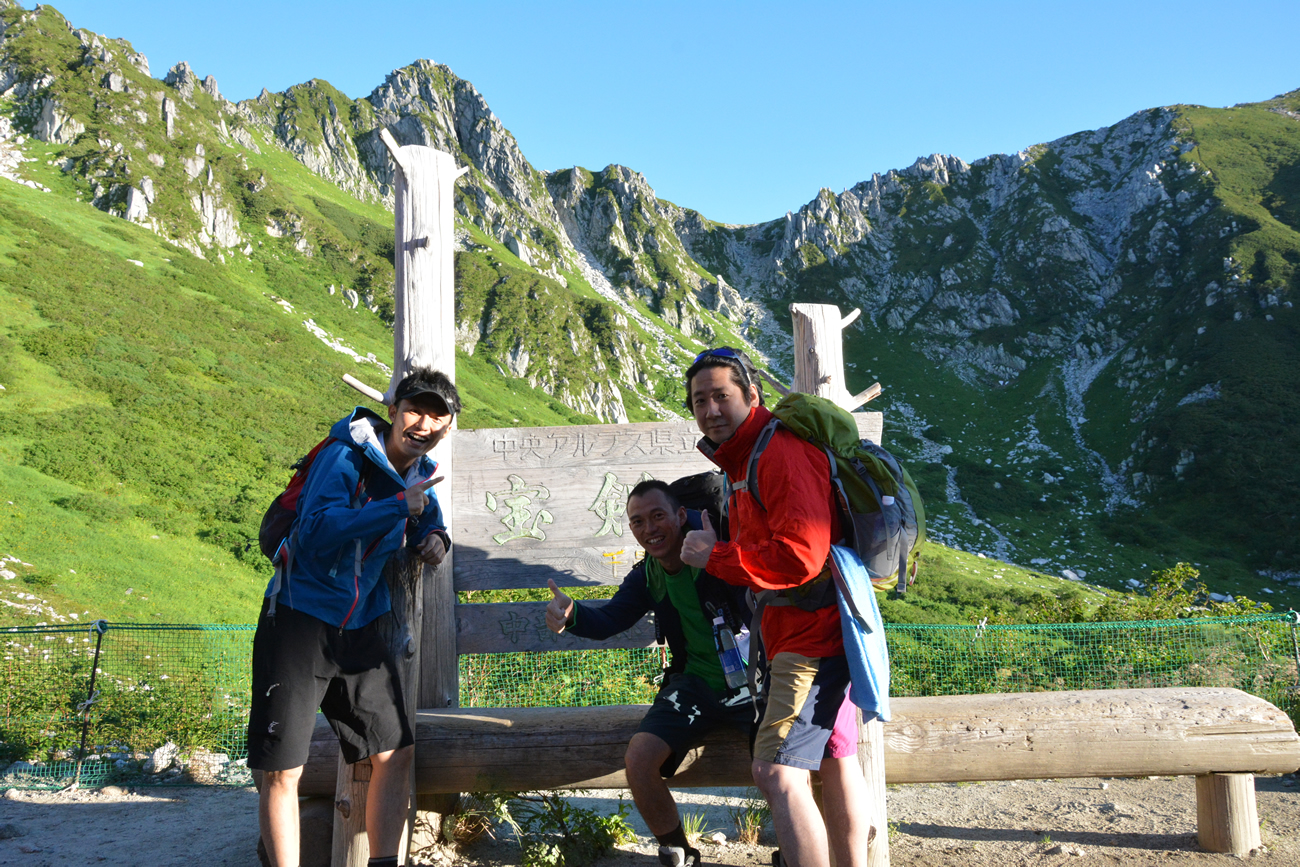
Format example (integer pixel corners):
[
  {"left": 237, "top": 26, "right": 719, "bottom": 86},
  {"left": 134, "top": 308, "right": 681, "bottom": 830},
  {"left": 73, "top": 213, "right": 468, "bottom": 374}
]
[
  {"left": 0, "top": 165, "right": 590, "bottom": 623},
  {"left": 0, "top": 0, "right": 1295, "bottom": 623}
]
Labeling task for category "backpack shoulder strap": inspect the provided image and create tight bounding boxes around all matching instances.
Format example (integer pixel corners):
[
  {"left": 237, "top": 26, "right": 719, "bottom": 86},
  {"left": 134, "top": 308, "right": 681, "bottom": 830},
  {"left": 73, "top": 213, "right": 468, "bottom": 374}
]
[
  {"left": 352, "top": 451, "right": 373, "bottom": 506},
  {"left": 733, "top": 418, "right": 781, "bottom": 511},
  {"left": 695, "top": 570, "right": 743, "bottom": 633},
  {"left": 745, "top": 588, "right": 775, "bottom": 696}
]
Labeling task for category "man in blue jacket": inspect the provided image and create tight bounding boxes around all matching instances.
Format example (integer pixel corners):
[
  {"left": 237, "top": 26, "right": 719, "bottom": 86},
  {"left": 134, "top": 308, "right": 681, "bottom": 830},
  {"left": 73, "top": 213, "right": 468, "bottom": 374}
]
[
  {"left": 249, "top": 367, "right": 459, "bottom": 867},
  {"left": 546, "top": 479, "right": 753, "bottom": 867}
]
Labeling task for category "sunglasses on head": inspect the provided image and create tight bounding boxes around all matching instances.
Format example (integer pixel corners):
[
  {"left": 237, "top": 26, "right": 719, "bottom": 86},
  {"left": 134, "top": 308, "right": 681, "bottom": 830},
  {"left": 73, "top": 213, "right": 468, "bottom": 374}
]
[{"left": 693, "top": 347, "right": 743, "bottom": 364}]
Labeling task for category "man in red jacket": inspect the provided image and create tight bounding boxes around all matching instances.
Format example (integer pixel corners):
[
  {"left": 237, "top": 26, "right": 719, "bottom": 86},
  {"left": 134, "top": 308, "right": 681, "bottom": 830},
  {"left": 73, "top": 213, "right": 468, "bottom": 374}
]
[{"left": 680, "top": 348, "right": 869, "bottom": 867}]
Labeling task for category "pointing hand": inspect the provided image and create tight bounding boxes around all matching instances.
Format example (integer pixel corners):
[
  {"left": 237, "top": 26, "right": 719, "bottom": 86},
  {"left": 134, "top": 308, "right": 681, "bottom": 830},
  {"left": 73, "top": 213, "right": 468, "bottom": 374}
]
[{"left": 404, "top": 475, "right": 442, "bottom": 517}]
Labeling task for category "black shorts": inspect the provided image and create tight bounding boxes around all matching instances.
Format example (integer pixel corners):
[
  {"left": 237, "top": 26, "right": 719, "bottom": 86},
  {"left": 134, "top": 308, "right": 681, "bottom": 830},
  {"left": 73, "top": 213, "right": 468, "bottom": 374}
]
[
  {"left": 246, "top": 598, "right": 414, "bottom": 771},
  {"left": 637, "top": 673, "right": 758, "bottom": 777}
]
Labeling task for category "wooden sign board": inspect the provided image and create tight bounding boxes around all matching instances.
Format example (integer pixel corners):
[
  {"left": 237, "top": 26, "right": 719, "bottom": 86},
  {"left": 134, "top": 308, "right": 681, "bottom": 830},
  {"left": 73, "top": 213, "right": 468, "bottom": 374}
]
[{"left": 450, "top": 414, "right": 883, "bottom": 593}]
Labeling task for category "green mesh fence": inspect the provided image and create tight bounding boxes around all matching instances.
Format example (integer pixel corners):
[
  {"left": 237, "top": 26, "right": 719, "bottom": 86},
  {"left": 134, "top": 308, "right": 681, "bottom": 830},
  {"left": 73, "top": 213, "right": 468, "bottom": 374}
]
[
  {"left": 2, "top": 613, "right": 1297, "bottom": 790},
  {"left": 0, "top": 622, "right": 253, "bottom": 790},
  {"left": 459, "top": 613, "right": 1300, "bottom": 721},
  {"left": 884, "top": 614, "right": 1300, "bottom": 718},
  {"left": 460, "top": 647, "right": 666, "bottom": 708}
]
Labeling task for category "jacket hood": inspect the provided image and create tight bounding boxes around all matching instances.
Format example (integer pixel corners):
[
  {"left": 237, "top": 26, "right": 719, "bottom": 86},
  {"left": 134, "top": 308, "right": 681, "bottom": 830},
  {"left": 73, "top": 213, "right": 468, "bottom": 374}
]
[{"left": 329, "top": 406, "right": 435, "bottom": 487}]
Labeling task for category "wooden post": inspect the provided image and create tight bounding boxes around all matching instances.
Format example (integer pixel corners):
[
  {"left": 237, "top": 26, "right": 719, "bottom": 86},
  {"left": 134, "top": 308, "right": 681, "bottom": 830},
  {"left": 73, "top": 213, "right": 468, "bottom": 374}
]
[
  {"left": 331, "top": 756, "right": 371, "bottom": 866},
  {"left": 790, "top": 302, "right": 888, "bottom": 867},
  {"left": 334, "top": 129, "right": 466, "bottom": 866},
  {"left": 377, "top": 128, "right": 467, "bottom": 403},
  {"left": 1195, "top": 773, "right": 1261, "bottom": 855},
  {"left": 790, "top": 303, "right": 880, "bottom": 411},
  {"left": 858, "top": 714, "right": 889, "bottom": 867}
]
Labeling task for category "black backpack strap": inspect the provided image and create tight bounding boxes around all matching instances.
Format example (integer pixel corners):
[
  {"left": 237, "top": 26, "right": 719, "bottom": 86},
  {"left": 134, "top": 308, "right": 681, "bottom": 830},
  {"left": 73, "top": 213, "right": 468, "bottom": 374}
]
[
  {"left": 746, "top": 588, "right": 773, "bottom": 697},
  {"left": 732, "top": 418, "right": 780, "bottom": 512},
  {"left": 267, "top": 522, "right": 299, "bottom": 618},
  {"left": 895, "top": 525, "right": 911, "bottom": 598},
  {"left": 827, "top": 550, "right": 867, "bottom": 628},
  {"left": 696, "top": 571, "right": 747, "bottom": 634}
]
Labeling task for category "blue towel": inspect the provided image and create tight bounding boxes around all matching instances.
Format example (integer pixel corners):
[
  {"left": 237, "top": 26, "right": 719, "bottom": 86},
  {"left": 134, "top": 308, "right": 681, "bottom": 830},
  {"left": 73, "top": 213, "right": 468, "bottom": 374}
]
[{"left": 829, "top": 544, "right": 891, "bottom": 721}]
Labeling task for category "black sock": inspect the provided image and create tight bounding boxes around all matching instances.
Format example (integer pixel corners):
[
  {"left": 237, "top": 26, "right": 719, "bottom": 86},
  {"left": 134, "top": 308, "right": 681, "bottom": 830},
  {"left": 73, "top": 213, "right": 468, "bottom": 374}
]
[
  {"left": 368, "top": 858, "right": 399, "bottom": 867},
  {"left": 655, "top": 824, "right": 691, "bottom": 851}
]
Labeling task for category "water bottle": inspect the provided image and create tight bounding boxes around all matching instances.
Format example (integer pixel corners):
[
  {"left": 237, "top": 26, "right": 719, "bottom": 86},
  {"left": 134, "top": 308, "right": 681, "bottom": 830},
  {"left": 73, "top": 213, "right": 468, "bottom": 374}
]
[{"left": 713, "top": 616, "right": 747, "bottom": 690}]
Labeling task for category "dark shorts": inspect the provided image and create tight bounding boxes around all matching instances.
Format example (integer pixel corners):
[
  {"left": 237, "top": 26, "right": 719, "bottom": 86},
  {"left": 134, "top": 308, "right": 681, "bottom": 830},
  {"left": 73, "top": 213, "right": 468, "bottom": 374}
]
[
  {"left": 637, "top": 672, "right": 758, "bottom": 777},
  {"left": 246, "top": 598, "right": 414, "bottom": 771},
  {"left": 753, "top": 653, "right": 857, "bottom": 769}
]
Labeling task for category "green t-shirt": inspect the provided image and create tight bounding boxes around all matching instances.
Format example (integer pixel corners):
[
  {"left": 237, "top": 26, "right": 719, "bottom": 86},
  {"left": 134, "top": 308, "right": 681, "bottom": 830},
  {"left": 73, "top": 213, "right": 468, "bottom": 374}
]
[{"left": 645, "top": 557, "right": 726, "bottom": 693}]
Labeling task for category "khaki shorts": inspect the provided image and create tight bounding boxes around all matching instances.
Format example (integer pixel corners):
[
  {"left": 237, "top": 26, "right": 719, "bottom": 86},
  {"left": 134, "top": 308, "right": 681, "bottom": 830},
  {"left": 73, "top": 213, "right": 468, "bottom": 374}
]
[{"left": 753, "top": 652, "right": 857, "bottom": 769}]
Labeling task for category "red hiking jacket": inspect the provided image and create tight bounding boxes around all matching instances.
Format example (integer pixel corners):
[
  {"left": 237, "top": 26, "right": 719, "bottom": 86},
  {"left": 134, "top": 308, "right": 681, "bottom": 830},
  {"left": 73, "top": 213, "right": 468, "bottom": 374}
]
[{"left": 699, "top": 405, "right": 844, "bottom": 659}]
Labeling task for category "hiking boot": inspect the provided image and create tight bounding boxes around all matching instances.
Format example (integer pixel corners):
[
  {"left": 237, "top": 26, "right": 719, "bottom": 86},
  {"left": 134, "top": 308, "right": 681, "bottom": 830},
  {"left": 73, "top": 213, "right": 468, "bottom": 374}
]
[{"left": 658, "top": 845, "right": 701, "bottom": 867}]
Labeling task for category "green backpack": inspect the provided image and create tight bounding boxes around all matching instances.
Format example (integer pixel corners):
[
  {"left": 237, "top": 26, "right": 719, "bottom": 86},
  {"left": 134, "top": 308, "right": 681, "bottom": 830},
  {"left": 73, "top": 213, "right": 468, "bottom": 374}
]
[{"left": 738, "top": 392, "right": 926, "bottom": 595}]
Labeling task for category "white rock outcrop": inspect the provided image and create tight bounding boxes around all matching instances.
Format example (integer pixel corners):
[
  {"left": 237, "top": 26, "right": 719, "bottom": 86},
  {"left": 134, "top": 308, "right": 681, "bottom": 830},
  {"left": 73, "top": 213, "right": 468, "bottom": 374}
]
[
  {"left": 32, "top": 98, "right": 83, "bottom": 144},
  {"left": 124, "top": 186, "right": 149, "bottom": 221},
  {"left": 164, "top": 61, "right": 198, "bottom": 101}
]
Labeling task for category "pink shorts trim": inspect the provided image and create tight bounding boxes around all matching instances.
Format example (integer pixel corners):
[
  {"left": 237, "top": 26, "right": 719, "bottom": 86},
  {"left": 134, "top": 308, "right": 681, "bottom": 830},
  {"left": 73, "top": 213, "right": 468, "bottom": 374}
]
[{"left": 826, "top": 686, "right": 858, "bottom": 758}]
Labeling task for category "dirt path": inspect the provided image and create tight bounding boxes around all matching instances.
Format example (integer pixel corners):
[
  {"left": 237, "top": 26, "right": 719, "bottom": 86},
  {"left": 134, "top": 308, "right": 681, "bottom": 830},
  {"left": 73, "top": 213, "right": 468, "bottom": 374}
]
[{"left": 0, "top": 775, "right": 1296, "bottom": 866}]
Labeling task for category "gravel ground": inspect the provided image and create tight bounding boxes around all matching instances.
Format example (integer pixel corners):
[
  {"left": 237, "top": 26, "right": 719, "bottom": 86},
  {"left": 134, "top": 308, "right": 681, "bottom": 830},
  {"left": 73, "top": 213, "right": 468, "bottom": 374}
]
[{"left": 0, "top": 774, "right": 1296, "bottom": 866}]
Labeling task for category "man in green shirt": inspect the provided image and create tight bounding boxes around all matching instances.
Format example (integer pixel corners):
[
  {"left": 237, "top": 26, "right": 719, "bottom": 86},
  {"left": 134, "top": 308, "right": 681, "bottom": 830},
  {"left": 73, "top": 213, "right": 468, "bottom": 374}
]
[{"left": 546, "top": 480, "right": 754, "bottom": 867}]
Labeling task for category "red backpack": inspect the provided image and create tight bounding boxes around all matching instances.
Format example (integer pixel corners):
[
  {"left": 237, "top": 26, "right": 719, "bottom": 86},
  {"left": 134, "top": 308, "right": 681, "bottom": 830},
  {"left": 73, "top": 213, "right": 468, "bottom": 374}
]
[{"left": 258, "top": 437, "right": 365, "bottom": 561}]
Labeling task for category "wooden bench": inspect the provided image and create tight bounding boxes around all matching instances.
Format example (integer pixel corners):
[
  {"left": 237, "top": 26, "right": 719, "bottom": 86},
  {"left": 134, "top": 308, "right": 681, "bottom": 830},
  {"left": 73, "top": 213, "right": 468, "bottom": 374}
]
[{"left": 303, "top": 686, "right": 1300, "bottom": 856}]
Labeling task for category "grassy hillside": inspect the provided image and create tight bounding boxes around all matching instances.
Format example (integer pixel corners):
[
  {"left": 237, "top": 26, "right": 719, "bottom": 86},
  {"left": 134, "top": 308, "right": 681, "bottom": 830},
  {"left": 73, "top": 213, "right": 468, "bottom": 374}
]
[{"left": 0, "top": 171, "right": 595, "bottom": 624}]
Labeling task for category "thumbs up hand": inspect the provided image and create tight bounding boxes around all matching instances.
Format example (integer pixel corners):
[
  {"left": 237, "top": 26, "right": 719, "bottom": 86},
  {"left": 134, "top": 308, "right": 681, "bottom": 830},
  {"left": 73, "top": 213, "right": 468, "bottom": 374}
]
[
  {"left": 681, "top": 510, "right": 717, "bottom": 569},
  {"left": 545, "top": 579, "right": 575, "bottom": 633}
]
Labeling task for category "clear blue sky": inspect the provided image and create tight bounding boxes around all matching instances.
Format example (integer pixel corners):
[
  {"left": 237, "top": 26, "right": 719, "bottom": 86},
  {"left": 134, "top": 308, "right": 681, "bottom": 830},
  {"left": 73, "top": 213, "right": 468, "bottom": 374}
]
[{"left": 35, "top": 1, "right": 1300, "bottom": 225}]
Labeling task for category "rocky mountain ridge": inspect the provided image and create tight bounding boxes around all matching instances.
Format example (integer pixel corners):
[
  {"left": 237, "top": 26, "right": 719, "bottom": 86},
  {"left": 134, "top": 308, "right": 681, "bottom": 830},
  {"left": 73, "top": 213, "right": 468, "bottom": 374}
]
[{"left": 2, "top": 0, "right": 1298, "bottom": 596}]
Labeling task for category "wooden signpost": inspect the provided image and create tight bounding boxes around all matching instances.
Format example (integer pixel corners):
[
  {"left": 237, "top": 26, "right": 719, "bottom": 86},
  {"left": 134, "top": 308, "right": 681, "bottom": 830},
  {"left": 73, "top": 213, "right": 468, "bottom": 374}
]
[
  {"left": 448, "top": 413, "right": 879, "bottom": 658},
  {"left": 451, "top": 415, "right": 880, "bottom": 590},
  {"left": 336, "top": 131, "right": 467, "bottom": 866},
  {"left": 452, "top": 420, "right": 710, "bottom": 591}
]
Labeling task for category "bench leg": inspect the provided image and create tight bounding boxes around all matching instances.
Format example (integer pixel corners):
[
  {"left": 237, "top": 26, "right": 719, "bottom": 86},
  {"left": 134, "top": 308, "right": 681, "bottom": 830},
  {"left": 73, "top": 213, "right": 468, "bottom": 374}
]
[
  {"left": 1195, "top": 772, "right": 1261, "bottom": 855},
  {"left": 859, "top": 714, "right": 890, "bottom": 867},
  {"left": 333, "top": 754, "right": 370, "bottom": 867}
]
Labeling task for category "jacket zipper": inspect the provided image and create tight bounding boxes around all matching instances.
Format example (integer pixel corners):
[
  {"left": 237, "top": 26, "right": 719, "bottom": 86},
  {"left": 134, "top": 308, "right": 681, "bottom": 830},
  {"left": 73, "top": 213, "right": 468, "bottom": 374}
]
[{"left": 337, "top": 527, "right": 391, "bottom": 631}]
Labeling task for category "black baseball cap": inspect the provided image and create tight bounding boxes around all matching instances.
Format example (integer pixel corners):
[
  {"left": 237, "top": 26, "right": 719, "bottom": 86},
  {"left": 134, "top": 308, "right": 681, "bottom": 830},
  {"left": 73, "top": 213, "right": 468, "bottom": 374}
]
[{"left": 392, "top": 368, "right": 461, "bottom": 415}]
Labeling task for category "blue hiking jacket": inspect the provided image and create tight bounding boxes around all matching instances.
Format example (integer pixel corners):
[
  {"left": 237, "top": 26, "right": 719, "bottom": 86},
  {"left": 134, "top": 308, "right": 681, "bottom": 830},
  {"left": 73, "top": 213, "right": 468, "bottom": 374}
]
[{"left": 267, "top": 407, "right": 446, "bottom": 628}]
